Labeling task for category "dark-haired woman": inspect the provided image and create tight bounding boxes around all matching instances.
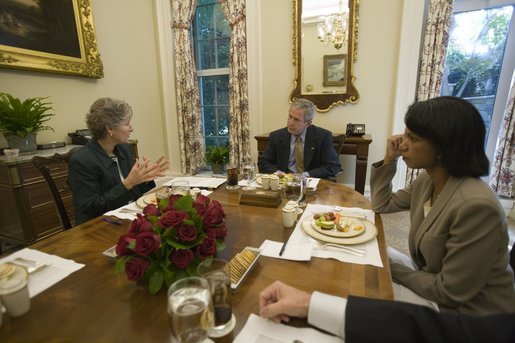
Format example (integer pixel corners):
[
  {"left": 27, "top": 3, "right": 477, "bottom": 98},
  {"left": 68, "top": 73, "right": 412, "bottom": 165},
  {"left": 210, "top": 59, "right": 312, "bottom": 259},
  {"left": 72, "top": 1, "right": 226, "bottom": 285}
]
[
  {"left": 69, "top": 97, "right": 168, "bottom": 224},
  {"left": 371, "top": 96, "right": 515, "bottom": 315}
]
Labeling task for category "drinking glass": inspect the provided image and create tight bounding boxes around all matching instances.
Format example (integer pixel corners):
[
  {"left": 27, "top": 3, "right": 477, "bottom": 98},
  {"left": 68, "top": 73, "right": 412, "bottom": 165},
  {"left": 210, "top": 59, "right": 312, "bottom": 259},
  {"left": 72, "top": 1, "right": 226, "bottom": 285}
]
[
  {"left": 284, "top": 174, "right": 304, "bottom": 205},
  {"left": 226, "top": 164, "right": 239, "bottom": 190},
  {"left": 197, "top": 259, "right": 236, "bottom": 338},
  {"left": 167, "top": 277, "right": 214, "bottom": 343},
  {"left": 170, "top": 180, "right": 190, "bottom": 196},
  {"left": 296, "top": 174, "right": 308, "bottom": 207},
  {"left": 241, "top": 161, "right": 256, "bottom": 191}
]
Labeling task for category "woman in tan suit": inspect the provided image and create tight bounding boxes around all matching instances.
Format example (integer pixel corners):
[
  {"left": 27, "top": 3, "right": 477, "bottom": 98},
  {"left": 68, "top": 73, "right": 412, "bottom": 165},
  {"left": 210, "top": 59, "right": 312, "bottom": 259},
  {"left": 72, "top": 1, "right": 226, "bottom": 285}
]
[{"left": 371, "top": 96, "right": 515, "bottom": 315}]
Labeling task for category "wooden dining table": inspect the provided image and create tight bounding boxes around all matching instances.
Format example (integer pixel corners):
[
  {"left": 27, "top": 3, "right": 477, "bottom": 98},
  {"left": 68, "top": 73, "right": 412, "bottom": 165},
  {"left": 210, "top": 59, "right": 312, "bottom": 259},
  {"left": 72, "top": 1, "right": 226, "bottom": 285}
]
[{"left": 0, "top": 180, "right": 393, "bottom": 342}]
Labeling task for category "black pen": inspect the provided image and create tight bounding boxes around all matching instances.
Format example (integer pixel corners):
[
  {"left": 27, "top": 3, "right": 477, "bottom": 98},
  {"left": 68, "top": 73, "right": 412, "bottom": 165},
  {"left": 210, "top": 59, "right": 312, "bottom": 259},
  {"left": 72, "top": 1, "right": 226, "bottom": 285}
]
[
  {"left": 102, "top": 218, "right": 123, "bottom": 225},
  {"left": 279, "top": 241, "right": 287, "bottom": 256}
]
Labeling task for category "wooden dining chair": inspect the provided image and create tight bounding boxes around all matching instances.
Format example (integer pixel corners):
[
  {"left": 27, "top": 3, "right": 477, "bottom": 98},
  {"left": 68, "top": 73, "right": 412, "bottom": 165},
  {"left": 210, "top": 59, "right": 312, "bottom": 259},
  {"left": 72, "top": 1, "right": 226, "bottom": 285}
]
[
  {"left": 31, "top": 148, "right": 80, "bottom": 230},
  {"left": 328, "top": 133, "right": 345, "bottom": 183}
]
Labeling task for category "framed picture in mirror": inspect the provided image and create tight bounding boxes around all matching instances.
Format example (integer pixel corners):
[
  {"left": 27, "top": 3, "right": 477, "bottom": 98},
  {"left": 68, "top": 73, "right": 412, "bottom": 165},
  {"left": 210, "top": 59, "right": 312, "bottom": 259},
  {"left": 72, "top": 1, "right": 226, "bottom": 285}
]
[{"left": 323, "top": 54, "right": 347, "bottom": 87}]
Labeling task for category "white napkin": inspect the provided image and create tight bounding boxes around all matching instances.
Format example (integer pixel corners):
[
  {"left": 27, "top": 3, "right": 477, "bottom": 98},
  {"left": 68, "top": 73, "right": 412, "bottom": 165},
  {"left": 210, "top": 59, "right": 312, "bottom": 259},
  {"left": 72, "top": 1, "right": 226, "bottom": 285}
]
[
  {"left": 259, "top": 240, "right": 312, "bottom": 261},
  {"left": 306, "top": 177, "right": 320, "bottom": 189},
  {"left": 0, "top": 248, "right": 85, "bottom": 298},
  {"left": 286, "top": 204, "right": 383, "bottom": 268},
  {"left": 234, "top": 313, "right": 343, "bottom": 343}
]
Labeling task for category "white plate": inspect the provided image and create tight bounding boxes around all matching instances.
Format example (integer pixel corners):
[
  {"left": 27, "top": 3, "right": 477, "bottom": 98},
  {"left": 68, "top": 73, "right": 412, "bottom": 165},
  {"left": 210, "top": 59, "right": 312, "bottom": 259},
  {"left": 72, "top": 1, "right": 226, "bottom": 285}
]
[
  {"left": 311, "top": 215, "right": 366, "bottom": 238},
  {"left": 302, "top": 218, "right": 377, "bottom": 245},
  {"left": 136, "top": 193, "right": 157, "bottom": 208}
]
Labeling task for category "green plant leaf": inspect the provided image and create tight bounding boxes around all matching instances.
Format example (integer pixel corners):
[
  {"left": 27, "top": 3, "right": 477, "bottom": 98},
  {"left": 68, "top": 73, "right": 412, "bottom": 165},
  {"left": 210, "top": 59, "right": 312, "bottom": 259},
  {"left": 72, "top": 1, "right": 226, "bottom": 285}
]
[
  {"left": 148, "top": 270, "right": 164, "bottom": 295},
  {"left": 114, "top": 256, "right": 129, "bottom": 273}
]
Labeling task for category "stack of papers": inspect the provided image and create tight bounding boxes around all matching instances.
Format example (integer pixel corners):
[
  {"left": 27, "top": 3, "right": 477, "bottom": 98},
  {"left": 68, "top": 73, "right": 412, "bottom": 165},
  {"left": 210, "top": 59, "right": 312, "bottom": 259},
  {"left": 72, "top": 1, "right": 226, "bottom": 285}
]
[{"left": 163, "top": 176, "right": 227, "bottom": 189}]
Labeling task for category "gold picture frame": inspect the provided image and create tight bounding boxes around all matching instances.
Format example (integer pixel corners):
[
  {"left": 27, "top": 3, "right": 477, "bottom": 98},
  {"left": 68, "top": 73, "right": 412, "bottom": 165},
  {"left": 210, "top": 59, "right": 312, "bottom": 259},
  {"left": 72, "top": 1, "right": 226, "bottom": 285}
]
[
  {"left": 323, "top": 54, "right": 347, "bottom": 87},
  {"left": 0, "top": 0, "right": 103, "bottom": 78}
]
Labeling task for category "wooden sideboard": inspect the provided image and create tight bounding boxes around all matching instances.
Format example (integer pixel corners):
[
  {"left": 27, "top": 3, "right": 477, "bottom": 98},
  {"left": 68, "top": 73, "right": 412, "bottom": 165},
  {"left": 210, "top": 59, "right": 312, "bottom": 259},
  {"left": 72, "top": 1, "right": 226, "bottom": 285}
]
[
  {"left": 254, "top": 133, "right": 372, "bottom": 194},
  {"left": 0, "top": 141, "right": 139, "bottom": 246}
]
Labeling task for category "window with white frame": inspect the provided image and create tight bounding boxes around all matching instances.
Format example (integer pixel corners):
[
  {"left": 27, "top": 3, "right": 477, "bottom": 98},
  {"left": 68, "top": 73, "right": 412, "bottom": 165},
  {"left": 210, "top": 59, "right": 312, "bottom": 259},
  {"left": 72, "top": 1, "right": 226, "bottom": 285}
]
[{"left": 192, "top": 0, "right": 231, "bottom": 156}]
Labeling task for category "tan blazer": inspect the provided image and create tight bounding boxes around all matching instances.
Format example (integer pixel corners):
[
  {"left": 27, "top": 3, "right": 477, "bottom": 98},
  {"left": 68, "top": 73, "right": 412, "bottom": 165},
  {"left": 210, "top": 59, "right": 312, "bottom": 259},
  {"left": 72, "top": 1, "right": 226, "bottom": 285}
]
[{"left": 371, "top": 161, "right": 515, "bottom": 315}]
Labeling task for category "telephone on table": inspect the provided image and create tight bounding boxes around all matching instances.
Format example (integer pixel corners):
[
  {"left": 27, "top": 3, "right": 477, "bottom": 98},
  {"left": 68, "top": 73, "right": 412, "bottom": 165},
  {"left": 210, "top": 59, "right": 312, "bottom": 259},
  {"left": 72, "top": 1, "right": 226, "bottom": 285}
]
[
  {"left": 346, "top": 123, "right": 366, "bottom": 136},
  {"left": 68, "top": 129, "right": 92, "bottom": 145}
]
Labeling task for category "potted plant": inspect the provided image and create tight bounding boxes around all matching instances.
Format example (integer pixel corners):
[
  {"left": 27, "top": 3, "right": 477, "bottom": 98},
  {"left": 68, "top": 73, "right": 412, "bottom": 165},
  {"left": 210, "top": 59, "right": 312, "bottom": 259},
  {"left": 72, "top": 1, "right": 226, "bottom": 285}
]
[
  {"left": 0, "top": 92, "right": 55, "bottom": 153},
  {"left": 206, "top": 145, "right": 229, "bottom": 174}
]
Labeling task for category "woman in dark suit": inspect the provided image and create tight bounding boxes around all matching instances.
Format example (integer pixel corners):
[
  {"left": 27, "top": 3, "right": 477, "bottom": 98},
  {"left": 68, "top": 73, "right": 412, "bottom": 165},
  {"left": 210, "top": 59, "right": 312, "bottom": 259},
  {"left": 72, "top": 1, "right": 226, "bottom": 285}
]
[
  {"left": 68, "top": 97, "right": 168, "bottom": 224},
  {"left": 370, "top": 96, "right": 515, "bottom": 315}
]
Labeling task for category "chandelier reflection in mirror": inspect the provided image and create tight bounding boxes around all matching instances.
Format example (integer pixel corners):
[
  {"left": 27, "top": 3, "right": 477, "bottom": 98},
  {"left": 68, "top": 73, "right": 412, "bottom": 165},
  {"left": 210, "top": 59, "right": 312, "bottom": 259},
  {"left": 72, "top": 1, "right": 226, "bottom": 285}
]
[{"left": 317, "top": 0, "right": 348, "bottom": 51}]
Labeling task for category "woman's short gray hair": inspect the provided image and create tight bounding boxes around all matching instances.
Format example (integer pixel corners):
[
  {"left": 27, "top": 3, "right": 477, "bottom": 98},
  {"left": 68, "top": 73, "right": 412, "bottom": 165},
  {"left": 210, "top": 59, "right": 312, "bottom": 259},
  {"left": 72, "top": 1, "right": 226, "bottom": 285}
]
[
  {"left": 291, "top": 98, "right": 315, "bottom": 122},
  {"left": 86, "top": 97, "right": 133, "bottom": 140}
]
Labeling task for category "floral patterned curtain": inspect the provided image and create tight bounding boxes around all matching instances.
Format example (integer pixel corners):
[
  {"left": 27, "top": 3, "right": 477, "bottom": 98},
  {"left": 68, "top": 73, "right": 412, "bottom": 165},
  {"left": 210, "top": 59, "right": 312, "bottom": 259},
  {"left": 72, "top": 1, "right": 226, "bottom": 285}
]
[
  {"left": 171, "top": 0, "right": 205, "bottom": 175},
  {"left": 489, "top": 71, "right": 515, "bottom": 197},
  {"left": 219, "top": 0, "right": 250, "bottom": 167},
  {"left": 405, "top": 0, "right": 454, "bottom": 185}
]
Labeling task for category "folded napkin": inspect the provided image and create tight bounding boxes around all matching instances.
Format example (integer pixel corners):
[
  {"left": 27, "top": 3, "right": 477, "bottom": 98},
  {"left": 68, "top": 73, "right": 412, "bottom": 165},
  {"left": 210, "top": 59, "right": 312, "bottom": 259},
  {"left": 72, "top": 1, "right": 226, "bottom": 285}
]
[
  {"left": 0, "top": 248, "right": 85, "bottom": 298},
  {"left": 259, "top": 240, "right": 312, "bottom": 261},
  {"left": 234, "top": 313, "right": 343, "bottom": 343},
  {"left": 285, "top": 204, "right": 383, "bottom": 268}
]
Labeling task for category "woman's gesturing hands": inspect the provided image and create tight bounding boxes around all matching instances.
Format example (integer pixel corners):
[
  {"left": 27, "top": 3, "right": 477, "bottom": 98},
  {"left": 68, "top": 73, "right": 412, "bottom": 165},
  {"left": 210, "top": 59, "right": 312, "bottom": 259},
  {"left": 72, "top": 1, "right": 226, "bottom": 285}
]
[{"left": 123, "top": 156, "right": 169, "bottom": 190}]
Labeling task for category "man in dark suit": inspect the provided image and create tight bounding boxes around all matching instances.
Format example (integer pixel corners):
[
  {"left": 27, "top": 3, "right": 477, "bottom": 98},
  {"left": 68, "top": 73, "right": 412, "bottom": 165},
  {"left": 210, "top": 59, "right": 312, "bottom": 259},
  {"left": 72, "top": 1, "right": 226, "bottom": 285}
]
[
  {"left": 258, "top": 99, "right": 341, "bottom": 179},
  {"left": 259, "top": 281, "right": 515, "bottom": 342}
]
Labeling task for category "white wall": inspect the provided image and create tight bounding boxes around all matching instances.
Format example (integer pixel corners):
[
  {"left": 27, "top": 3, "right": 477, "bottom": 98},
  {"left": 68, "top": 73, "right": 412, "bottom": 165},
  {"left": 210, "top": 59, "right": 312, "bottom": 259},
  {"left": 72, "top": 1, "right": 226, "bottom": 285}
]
[{"left": 0, "top": 0, "right": 167, "bottom": 162}]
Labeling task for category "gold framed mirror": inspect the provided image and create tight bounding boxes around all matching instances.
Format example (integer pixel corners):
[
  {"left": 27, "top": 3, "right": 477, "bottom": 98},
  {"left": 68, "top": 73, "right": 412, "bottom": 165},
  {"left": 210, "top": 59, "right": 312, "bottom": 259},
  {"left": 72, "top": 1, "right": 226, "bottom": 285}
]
[{"left": 290, "top": 0, "right": 359, "bottom": 112}]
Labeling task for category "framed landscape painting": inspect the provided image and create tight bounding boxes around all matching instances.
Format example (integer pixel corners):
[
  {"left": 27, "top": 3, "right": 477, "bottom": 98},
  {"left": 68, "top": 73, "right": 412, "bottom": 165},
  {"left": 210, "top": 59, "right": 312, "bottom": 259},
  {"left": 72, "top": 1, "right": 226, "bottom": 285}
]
[
  {"left": 323, "top": 54, "right": 347, "bottom": 87},
  {"left": 0, "top": 0, "right": 103, "bottom": 78}
]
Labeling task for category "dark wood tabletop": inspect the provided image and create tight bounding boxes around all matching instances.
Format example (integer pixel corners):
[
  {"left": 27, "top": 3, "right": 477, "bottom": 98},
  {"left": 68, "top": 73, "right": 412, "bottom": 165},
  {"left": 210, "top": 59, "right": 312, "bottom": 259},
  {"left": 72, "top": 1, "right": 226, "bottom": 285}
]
[{"left": 0, "top": 180, "right": 392, "bottom": 342}]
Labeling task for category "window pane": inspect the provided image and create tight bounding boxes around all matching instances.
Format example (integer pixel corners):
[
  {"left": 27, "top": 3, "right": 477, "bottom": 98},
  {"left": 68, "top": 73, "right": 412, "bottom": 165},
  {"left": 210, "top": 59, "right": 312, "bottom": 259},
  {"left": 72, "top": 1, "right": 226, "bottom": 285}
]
[
  {"left": 216, "top": 75, "right": 229, "bottom": 105},
  {"left": 196, "top": 6, "right": 214, "bottom": 40},
  {"left": 441, "top": 5, "right": 513, "bottom": 140},
  {"left": 217, "top": 37, "right": 230, "bottom": 68},
  {"left": 202, "top": 106, "right": 216, "bottom": 137},
  {"left": 215, "top": 4, "right": 231, "bottom": 37},
  {"left": 200, "top": 77, "right": 215, "bottom": 106}
]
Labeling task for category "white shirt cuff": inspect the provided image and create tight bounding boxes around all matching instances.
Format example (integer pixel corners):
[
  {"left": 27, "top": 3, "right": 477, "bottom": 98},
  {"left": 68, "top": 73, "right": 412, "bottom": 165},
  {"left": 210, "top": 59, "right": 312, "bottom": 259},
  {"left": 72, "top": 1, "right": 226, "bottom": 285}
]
[{"left": 308, "top": 291, "right": 347, "bottom": 339}]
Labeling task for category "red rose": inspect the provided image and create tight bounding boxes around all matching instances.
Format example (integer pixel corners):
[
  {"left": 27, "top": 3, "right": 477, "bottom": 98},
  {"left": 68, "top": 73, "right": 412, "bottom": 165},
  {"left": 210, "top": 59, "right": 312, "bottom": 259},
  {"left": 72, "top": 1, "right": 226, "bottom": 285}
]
[
  {"left": 205, "top": 223, "right": 227, "bottom": 240},
  {"left": 115, "top": 234, "right": 135, "bottom": 256},
  {"left": 135, "top": 232, "right": 161, "bottom": 256},
  {"left": 196, "top": 237, "right": 216, "bottom": 259},
  {"left": 125, "top": 256, "right": 150, "bottom": 281},
  {"left": 161, "top": 194, "right": 184, "bottom": 212},
  {"left": 193, "top": 194, "right": 210, "bottom": 215},
  {"left": 157, "top": 209, "right": 187, "bottom": 228},
  {"left": 128, "top": 214, "right": 153, "bottom": 237},
  {"left": 176, "top": 224, "right": 197, "bottom": 242},
  {"left": 143, "top": 204, "right": 161, "bottom": 217},
  {"left": 203, "top": 203, "right": 225, "bottom": 227},
  {"left": 170, "top": 249, "right": 194, "bottom": 268}
]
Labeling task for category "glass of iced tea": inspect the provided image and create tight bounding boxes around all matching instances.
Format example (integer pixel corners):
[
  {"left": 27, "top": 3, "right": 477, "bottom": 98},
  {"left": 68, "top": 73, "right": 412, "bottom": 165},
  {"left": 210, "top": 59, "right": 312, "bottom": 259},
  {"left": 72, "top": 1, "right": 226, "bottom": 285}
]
[
  {"left": 167, "top": 277, "right": 214, "bottom": 343},
  {"left": 197, "top": 259, "right": 236, "bottom": 338},
  {"left": 226, "top": 164, "right": 239, "bottom": 190}
]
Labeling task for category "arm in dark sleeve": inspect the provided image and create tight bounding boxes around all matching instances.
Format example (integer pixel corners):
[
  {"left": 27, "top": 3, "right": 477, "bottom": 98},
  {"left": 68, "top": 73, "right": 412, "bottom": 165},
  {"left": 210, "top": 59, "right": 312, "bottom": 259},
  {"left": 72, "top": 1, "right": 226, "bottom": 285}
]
[
  {"left": 345, "top": 296, "right": 515, "bottom": 343},
  {"left": 306, "top": 131, "right": 341, "bottom": 179},
  {"left": 258, "top": 132, "right": 284, "bottom": 173}
]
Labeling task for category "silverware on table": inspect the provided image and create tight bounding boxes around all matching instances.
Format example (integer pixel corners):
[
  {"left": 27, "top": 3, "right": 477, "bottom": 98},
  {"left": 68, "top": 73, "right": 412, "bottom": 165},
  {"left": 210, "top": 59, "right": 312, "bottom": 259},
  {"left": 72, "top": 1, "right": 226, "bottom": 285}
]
[
  {"left": 315, "top": 242, "right": 366, "bottom": 257},
  {"left": 11, "top": 257, "right": 49, "bottom": 274}
]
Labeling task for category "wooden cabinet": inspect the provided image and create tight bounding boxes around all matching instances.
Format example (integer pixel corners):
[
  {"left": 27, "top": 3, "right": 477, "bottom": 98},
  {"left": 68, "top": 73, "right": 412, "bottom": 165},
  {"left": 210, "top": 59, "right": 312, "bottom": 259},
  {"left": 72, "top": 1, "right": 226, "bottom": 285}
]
[
  {"left": 0, "top": 141, "right": 139, "bottom": 246},
  {"left": 254, "top": 133, "right": 372, "bottom": 194}
]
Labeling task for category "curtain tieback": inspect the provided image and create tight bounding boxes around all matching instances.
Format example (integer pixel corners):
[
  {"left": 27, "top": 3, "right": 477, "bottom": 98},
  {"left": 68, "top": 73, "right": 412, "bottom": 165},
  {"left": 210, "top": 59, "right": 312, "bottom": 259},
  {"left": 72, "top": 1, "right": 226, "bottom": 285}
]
[
  {"left": 172, "top": 22, "right": 190, "bottom": 30},
  {"left": 229, "top": 13, "right": 246, "bottom": 28}
]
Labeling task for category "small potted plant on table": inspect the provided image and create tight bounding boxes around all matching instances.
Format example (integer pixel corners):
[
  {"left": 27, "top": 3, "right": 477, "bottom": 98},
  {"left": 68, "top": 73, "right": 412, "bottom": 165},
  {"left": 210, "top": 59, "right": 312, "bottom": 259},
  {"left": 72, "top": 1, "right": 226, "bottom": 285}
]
[{"left": 206, "top": 145, "right": 229, "bottom": 174}]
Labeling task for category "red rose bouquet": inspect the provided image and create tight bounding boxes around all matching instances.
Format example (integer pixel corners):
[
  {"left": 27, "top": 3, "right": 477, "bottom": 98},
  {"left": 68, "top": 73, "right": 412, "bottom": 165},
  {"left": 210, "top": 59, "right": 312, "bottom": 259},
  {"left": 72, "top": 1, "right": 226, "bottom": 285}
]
[{"left": 115, "top": 194, "right": 227, "bottom": 294}]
